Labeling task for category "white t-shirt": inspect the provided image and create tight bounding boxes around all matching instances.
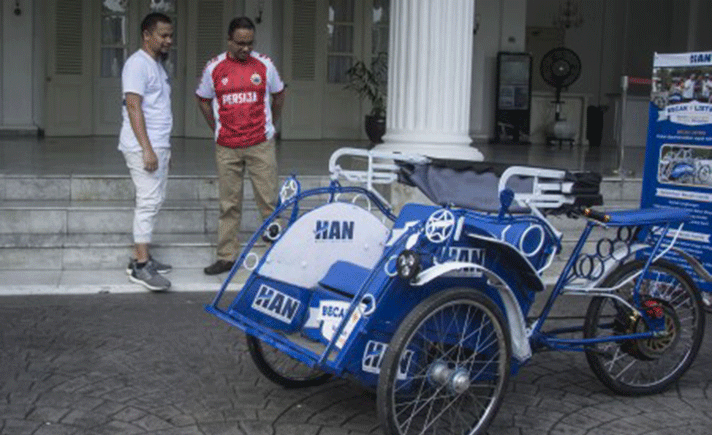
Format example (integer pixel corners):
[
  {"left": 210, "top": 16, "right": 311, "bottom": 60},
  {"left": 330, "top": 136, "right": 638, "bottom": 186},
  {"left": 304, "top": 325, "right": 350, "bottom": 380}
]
[
  {"left": 119, "top": 49, "right": 172, "bottom": 152},
  {"left": 682, "top": 78, "right": 695, "bottom": 99},
  {"left": 702, "top": 79, "right": 712, "bottom": 98}
]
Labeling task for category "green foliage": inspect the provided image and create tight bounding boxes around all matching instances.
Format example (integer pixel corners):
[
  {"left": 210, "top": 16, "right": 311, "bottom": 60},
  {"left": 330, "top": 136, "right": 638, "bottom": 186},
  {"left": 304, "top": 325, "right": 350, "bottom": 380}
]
[{"left": 344, "top": 53, "right": 387, "bottom": 118}]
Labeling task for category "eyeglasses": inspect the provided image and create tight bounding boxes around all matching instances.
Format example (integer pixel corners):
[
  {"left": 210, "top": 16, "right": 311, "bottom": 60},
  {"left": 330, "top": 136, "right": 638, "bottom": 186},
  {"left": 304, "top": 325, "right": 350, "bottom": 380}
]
[{"left": 228, "top": 39, "right": 254, "bottom": 47}]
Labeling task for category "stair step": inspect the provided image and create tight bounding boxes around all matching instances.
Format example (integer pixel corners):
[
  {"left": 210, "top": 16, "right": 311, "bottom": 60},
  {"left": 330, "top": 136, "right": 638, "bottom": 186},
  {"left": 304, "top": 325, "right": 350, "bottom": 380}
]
[
  {"left": 0, "top": 174, "right": 331, "bottom": 201},
  {"left": 0, "top": 198, "right": 329, "bottom": 235},
  {"left": 0, "top": 232, "right": 272, "bottom": 270},
  {"left": 0, "top": 268, "right": 248, "bottom": 295},
  {"left": 0, "top": 173, "right": 646, "bottom": 297},
  {"left": 0, "top": 174, "right": 641, "bottom": 202},
  {"left": 0, "top": 199, "right": 642, "bottom": 269},
  {"left": 2, "top": 200, "right": 229, "bottom": 234},
  {"left": 599, "top": 177, "right": 642, "bottom": 202}
]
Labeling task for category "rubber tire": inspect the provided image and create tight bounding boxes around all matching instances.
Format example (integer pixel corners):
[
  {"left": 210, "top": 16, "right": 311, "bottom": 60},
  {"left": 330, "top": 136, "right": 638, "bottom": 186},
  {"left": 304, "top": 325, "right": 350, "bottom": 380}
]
[
  {"left": 583, "top": 259, "right": 704, "bottom": 396},
  {"left": 377, "top": 289, "right": 511, "bottom": 435},
  {"left": 246, "top": 335, "right": 332, "bottom": 388}
]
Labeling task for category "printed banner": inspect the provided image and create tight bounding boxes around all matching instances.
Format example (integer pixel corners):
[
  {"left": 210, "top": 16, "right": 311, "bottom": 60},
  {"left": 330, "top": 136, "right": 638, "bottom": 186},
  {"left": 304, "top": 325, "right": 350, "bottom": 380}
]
[{"left": 642, "top": 51, "right": 712, "bottom": 294}]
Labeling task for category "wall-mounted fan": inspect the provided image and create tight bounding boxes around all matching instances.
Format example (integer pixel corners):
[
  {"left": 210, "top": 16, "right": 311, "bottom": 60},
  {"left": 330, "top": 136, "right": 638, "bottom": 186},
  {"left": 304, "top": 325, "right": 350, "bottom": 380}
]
[{"left": 540, "top": 47, "right": 581, "bottom": 145}]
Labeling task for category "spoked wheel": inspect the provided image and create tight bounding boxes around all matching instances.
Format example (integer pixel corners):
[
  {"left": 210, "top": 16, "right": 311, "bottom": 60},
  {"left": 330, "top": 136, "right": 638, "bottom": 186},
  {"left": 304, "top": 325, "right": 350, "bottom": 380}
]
[
  {"left": 583, "top": 260, "right": 704, "bottom": 395},
  {"left": 377, "top": 289, "right": 511, "bottom": 435},
  {"left": 246, "top": 335, "right": 332, "bottom": 388},
  {"left": 658, "top": 159, "right": 673, "bottom": 181}
]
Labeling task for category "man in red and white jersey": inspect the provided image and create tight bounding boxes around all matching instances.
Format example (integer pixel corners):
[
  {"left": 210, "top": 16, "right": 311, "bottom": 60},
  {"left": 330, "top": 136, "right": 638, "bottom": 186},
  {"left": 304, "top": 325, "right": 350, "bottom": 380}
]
[{"left": 196, "top": 16, "right": 285, "bottom": 275}]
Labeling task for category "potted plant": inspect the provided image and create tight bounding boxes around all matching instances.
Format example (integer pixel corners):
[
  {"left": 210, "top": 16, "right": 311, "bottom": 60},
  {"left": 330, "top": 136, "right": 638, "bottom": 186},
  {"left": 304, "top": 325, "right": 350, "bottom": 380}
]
[{"left": 345, "top": 53, "right": 387, "bottom": 144}]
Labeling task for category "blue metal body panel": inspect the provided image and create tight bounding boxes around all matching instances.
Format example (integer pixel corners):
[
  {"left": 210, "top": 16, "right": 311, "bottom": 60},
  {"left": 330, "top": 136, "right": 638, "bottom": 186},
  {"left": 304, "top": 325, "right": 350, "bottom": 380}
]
[
  {"left": 604, "top": 207, "right": 690, "bottom": 226},
  {"left": 205, "top": 174, "right": 702, "bottom": 387}
]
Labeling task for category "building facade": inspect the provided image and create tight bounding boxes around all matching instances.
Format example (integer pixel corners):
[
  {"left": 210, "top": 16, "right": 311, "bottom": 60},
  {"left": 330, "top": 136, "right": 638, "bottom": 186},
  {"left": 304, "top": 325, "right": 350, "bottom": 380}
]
[{"left": 1, "top": 0, "right": 711, "bottom": 147}]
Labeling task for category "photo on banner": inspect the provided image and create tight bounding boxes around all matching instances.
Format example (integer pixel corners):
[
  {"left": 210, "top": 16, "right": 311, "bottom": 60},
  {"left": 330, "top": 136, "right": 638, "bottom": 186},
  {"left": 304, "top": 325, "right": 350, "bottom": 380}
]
[{"left": 642, "top": 51, "right": 712, "bottom": 296}]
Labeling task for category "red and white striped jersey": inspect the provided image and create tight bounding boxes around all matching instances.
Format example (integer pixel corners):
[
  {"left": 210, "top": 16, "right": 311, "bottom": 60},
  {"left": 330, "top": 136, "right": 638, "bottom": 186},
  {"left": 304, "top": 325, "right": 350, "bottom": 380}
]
[{"left": 196, "top": 51, "right": 284, "bottom": 148}]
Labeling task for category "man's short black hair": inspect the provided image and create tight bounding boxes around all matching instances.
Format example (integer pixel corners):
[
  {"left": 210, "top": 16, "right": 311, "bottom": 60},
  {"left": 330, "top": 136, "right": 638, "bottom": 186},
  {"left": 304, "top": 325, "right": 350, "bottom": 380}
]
[
  {"left": 228, "top": 16, "right": 255, "bottom": 38},
  {"left": 141, "top": 12, "right": 172, "bottom": 35}
]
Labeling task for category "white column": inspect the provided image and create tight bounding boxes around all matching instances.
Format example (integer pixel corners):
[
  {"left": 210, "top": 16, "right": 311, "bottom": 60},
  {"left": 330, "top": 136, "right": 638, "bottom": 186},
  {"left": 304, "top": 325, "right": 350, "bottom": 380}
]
[{"left": 374, "top": 0, "right": 483, "bottom": 161}]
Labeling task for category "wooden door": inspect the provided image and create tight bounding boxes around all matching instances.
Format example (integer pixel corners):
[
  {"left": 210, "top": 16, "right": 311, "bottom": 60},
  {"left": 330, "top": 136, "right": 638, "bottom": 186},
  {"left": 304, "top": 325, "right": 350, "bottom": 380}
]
[
  {"left": 93, "top": 0, "right": 187, "bottom": 136},
  {"left": 45, "top": 0, "right": 93, "bottom": 136},
  {"left": 183, "top": 0, "right": 236, "bottom": 138},
  {"left": 281, "top": 0, "right": 326, "bottom": 139},
  {"left": 281, "top": 0, "right": 389, "bottom": 140}
]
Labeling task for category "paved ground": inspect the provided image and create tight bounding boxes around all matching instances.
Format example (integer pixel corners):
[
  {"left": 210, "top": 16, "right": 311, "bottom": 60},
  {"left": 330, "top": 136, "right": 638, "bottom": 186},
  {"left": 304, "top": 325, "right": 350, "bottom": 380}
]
[{"left": 1, "top": 292, "right": 712, "bottom": 435}]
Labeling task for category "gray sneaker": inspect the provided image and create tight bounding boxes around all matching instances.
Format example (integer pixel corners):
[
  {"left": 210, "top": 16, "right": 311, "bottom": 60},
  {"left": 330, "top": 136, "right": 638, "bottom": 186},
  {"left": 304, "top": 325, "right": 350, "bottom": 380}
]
[
  {"left": 129, "top": 263, "right": 171, "bottom": 291},
  {"left": 126, "top": 256, "right": 172, "bottom": 275}
]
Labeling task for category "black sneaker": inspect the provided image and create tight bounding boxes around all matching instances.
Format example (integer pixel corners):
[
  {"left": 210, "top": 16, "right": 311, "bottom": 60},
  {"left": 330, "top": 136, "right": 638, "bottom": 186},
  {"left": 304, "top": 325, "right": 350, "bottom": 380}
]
[
  {"left": 204, "top": 260, "right": 235, "bottom": 275},
  {"left": 126, "top": 256, "right": 172, "bottom": 275}
]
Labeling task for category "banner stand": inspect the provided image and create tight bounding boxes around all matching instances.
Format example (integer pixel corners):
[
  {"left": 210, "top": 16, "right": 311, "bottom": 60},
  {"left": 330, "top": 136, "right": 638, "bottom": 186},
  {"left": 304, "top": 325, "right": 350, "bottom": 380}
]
[{"left": 641, "top": 51, "right": 712, "bottom": 303}]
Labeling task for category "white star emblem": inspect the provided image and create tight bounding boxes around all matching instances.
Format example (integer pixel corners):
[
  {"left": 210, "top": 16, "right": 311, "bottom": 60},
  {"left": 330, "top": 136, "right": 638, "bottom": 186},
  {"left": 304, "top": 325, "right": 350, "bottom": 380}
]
[{"left": 425, "top": 209, "right": 455, "bottom": 243}]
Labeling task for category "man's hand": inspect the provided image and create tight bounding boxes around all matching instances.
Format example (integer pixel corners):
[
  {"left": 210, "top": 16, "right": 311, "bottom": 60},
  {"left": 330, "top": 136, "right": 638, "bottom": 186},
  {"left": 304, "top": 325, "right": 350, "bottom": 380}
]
[
  {"left": 271, "top": 90, "right": 285, "bottom": 124},
  {"left": 143, "top": 148, "right": 159, "bottom": 172},
  {"left": 196, "top": 97, "right": 216, "bottom": 131}
]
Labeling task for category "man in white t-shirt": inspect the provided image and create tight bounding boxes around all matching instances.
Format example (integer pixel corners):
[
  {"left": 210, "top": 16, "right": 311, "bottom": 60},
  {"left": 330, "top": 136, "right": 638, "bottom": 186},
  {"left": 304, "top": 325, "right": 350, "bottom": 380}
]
[
  {"left": 682, "top": 74, "right": 696, "bottom": 101},
  {"left": 119, "top": 12, "right": 173, "bottom": 291},
  {"left": 702, "top": 74, "right": 712, "bottom": 103}
]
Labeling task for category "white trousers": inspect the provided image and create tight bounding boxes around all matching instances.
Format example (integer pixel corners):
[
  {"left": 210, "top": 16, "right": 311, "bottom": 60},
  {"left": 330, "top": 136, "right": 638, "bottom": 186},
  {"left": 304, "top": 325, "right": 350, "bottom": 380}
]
[{"left": 122, "top": 149, "right": 171, "bottom": 244}]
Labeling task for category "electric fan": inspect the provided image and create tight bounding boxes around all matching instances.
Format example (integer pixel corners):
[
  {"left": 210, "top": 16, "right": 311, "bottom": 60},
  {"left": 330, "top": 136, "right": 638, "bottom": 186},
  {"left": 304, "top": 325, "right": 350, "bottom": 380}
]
[{"left": 540, "top": 47, "right": 581, "bottom": 145}]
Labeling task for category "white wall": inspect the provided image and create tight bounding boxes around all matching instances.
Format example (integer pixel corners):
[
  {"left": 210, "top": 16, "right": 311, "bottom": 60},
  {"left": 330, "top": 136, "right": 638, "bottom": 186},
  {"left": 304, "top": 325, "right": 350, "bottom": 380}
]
[
  {"left": 33, "top": 0, "right": 44, "bottom": 132},
  {"left": 469, "top": 0, "right": 528, "bottom": 140},
  {"left": 0, "top": 3, "right": 3, "bottom": 125},
  {"left": 526, "top": 0, "right": 710, "bottom": 101},
  {"left": 0, "top": 0, "right": 708, "bottom": 138},
  {"left": 526, "top": 0, "right": 619, "bottom": 104},
  {"left": 244, "top": 0, "right": 283, "bottom": 71},
  {"left": 500, "top": 0, "right": 527, "bottom": 52},
  {"left": 470, "top": 0, "right": 501, "bottom": 139},
  {"left": 523, "top": 0, "right": 706, "bottom": 146},
  {"left": 1, "top": 0, "right": 37, "bottom": 131}
]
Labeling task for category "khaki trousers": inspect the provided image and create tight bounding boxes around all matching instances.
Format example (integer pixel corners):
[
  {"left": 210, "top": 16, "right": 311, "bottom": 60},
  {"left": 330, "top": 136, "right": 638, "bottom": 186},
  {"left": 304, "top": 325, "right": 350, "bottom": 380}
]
[{"left": 215, "top": 140, "right": 278, "bottom": 261}]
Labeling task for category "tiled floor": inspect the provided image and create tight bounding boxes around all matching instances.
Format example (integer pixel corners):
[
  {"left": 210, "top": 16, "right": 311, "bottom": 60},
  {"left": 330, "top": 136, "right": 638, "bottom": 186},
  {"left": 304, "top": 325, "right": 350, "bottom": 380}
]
[{"left": 0, "top": 135, "right": 647, "bottom": 177}]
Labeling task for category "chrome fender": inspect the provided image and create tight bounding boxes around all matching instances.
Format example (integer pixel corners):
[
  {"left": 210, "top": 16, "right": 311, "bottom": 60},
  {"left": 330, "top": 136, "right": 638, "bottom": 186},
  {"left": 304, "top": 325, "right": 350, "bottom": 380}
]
[
  {"left": 670, "top": 247, "right": 712, "bottom": 282},
  {"left": 412, "top": 261, "right": 532, "bottom": 362}
]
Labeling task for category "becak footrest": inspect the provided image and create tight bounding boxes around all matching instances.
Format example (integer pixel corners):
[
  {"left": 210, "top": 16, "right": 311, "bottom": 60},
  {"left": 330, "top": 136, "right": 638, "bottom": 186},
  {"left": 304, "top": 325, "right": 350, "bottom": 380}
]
[
  {"left": 228, "top": 276, "right": 310, "bottom": 333},
  {"left": 318, "top": 261, "right": 371, "bottom": 296}
]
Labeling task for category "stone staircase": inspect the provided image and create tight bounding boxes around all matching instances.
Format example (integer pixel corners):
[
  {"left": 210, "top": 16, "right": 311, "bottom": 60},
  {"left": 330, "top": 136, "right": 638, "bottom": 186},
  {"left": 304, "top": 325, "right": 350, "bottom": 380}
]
[
  {"left": 0, "top": 173, "right": 642, "bottom": 295},
  {"left": 0, "top": 174, "right": 330, "bottom": 294}
]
